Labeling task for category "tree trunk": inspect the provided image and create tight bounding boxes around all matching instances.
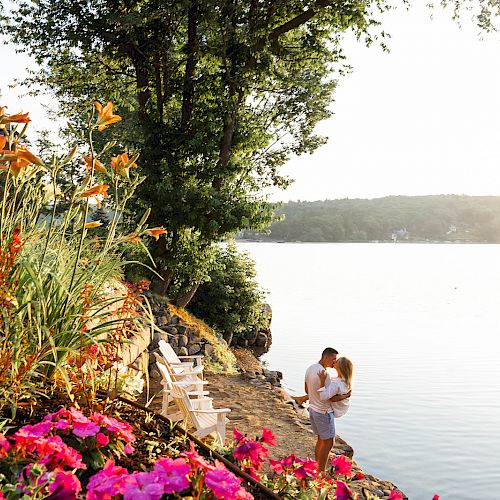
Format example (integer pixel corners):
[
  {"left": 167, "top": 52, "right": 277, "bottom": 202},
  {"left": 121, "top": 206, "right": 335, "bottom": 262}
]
[{"left": 175, "top": 282, "right": 200, "bottom": 308}]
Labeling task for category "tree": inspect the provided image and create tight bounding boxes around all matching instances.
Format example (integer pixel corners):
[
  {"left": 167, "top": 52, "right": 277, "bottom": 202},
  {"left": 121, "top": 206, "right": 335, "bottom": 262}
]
[{"left": 2, "top": 0, "right": 391, "bottom": 305}]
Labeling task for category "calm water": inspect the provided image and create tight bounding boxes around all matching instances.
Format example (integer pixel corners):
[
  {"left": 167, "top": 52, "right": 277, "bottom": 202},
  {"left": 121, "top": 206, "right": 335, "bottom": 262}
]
[{"left": 238, "top": 242, "right": 500, "bottom": 500}]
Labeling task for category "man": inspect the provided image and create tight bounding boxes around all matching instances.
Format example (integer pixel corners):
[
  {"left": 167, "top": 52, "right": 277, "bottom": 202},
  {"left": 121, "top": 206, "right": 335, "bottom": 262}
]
[{"left": 304, "top": 347, "right": 351, "bottom": 472}]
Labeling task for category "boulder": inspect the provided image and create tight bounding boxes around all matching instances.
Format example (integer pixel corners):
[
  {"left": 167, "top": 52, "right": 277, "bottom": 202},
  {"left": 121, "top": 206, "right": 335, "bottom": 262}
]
[
  {"left": 177, "top": 335, "right": 188, "bottom": 348},
  {"left": 188, "top": 344, "right": 201, "bottom": 355},
  {"left": 177, "top": 346, "right": 188, "bottom": 356},
  {"left": 163, "top": 326, "right": 178, "bottom": 335},
  {"left": 204, "top": 344, "right": 214, "bottom": 356},
  {"left": 255, "top": 332, "right": 268, "bottom": 347}
]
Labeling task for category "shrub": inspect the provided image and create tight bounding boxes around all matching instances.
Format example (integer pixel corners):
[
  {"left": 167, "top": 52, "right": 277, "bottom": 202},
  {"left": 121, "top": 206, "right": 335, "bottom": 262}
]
[{"left": 188, "top": 242, "right": 267, "bottom": 346}]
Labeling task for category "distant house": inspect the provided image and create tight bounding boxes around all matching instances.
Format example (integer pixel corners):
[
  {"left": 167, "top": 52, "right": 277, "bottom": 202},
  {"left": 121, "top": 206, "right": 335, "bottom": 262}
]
[{"left": 391, "top": 228, "right": 409, "bottom": 241}]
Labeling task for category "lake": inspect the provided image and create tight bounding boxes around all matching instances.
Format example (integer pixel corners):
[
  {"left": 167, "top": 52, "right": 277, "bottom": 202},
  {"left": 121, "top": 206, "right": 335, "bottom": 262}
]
[{"left": 238, "top": 242, "right": 500, "bottom": 500}]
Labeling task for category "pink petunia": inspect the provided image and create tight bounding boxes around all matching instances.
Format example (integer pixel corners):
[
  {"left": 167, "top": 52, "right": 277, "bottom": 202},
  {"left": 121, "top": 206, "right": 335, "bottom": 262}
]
[
  {"left": 205, "top": 462, "right": 243, "bottom": 499},
  {"left": 234, "top": 488, "right": 254, "bottom": 500},
  {"left": 86, "top": 460, "right": 131, "bottom": 500},
  {"left": 47, "top": 469, "right": 82, "bottom": 499},
  {"left": 294, "top": 457, "right": 318, "bottom": 480},
  {"left": 123, "top": 471, "right": 164, "bottom": 500},
  {"left": 233, "top": 427, "right": 245, "bottom": 443},
  {"left": 260, "top": 428, "right": 276, "bottom": 446},
  {"left": 96, "top": 433, "right": 110, "bottom": 447},
  {"left": 73, "top": 421, "right": 100, "bottom": 438},
  {"left": 388, "top": 491, "right": 404, "bottom": 500},
  {"left": 233, "top": 440, "right": 268, "bottom": 469},
  {"left": 269, "top": 458, "right": 285, "bottom": 475},
  {"left": 181, "top": 441, "right": 215, "bottom": 471},
  {"left": 331, "top": 455, "right": 352, "bottom": 477},
  {"left": 0, "top": 433, "right": 10, "bottom": 458},
  {"left": 123, "top": 444, "right": 135, "bottom": 454},
  {"left": 153, "top": 457, "right": 190, "bottom": 494},
  {"left": 335, "top": 480, "right": 354, "bottom": 500},
  {"left": 432, "top": 496, "right": 440, "bottom": 500}
]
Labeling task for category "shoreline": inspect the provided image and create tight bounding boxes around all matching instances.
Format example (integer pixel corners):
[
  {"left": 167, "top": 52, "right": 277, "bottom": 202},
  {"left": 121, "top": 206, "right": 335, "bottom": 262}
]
[{"left": 210, "top": 348, "right": 407, "bottom": 499}]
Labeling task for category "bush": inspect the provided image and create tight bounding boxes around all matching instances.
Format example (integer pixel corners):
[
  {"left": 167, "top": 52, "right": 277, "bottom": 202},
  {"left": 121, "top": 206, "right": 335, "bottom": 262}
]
[{"left": 188, "top": 242, "right": 267, "bottom": 346}]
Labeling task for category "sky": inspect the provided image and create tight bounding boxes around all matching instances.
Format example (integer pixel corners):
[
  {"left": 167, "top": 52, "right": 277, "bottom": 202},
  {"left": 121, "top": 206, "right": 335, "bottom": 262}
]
[{"left": 0, "top": 2, "right": 499, "bottom": 202}]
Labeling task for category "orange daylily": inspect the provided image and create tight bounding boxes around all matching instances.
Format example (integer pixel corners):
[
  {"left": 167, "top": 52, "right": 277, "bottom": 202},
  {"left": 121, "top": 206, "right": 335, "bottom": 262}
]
[
  {"left": 83, "top": 154, "right": 107, "bottom": 174},
  {"left": 111, "top": 152, "right": 138, "bottom": 179},
  {"left": 0, "top": 136, "right": 6, "bottom": 150},
  {"left": 145, "top": 226, "right": 168, "bottom": 241},
  {"left": 85, "top": 221, "right": 103, "bottom": 229},
  {"left": 79, "top": 184, "right": 110, "bottom": 208},
  {"left": 94, "top": 101, "right": 121, "bottom": 131},
  {"left": 123, "top": 233, "right": 141, "bottom": 245},
  {"left": 5, "top": 157, "right": 31, "bottom": 178},
  {"left": 0, "top": 108, "right": 31, "bottom": 125},
  {"left": 16, "top": 145, "right": 44, "bottom": 166}
]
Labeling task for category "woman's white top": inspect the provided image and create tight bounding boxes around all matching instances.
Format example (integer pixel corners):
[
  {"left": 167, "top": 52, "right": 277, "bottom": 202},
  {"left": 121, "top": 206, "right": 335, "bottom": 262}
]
[{"left": 318, "top": 376, "right": 351, "bottom": 418}]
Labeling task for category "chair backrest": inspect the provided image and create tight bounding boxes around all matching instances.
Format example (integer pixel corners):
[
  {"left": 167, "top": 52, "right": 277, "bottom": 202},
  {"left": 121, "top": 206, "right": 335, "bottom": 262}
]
[
  {"left": 154, "top": 353, "right": 176, "bottom": 389},
  {"left": 168, "top": 384, "right": 202, "bottom": 429},
  {"left": 158, "top": 340, "right": 181, "bottom": 365}
]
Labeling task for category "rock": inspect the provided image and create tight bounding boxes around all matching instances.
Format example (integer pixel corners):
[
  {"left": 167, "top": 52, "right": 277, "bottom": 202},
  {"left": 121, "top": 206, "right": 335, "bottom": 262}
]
[
  {"left": 222, "top": 332, "right": 233, "bottom": 346},
  {"left": 237, "top": 337, "right": 248, "bottom": 348},
  {"left": 164, "top": 326, "right": 178, "bottom": 335},
  {"left": 177, "top": 347, "right": 188, "bottom": 356},
  {"left": 177, "top": 335, "right": 188, "bottom": 347},
  {"left": 255, "top": 332, "right": 268, "bottom": 347},
  {"left": 157, "top": 315, "right": 169, "bottom": 326},
  {"left": 149, "top": 366, "right": 161, "bottom": 381},
  {"left": 175, "top": 324, "right": 187, "bottom": 335},
  {"left": 204, "top": 344, "right": 214, "bottom": 356},
  {"left": 168, "top": 336, "right": 178, "bottom": 347},
  {"left": 244, "top": 329, "right": 258, "bottom": 345},
  {"left": 188, "top": 344, "right": 201, "bottom": 355},
  {"left": 189, "top": 335, "right": 202, "bottom": 344}
]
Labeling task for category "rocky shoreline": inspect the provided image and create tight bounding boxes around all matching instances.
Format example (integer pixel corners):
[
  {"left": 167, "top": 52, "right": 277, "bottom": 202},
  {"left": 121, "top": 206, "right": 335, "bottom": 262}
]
[{"left": 137, "top": 298, "right": 406, "bottom": 499}]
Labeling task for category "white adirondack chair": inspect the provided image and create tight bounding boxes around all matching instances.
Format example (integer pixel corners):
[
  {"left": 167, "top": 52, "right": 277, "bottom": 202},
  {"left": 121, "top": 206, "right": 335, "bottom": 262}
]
[
  {"left": 154, "top": 355, "right": 211, "bottom": 421},
  {"left": 169, "top": 382, "right": 231, "bottom": 445},
  {"left": 158, "top": 340, "right": 204, "bottom": 378}
]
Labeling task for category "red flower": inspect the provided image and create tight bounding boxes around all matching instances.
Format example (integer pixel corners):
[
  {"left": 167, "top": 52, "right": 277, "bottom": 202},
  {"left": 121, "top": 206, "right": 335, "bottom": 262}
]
[
  {"left": 331, "top": 455, "right": 352, "bottom": 477},
  {"left": 181, "top": 441, "right": 214, "bottom": 471},
  {"left": 233, "top": 427, "right": 245, "bottom": 443},
  {"left": 432, "top": 496, "right": 440, "bottom": 500},
  {"left": 388, "top": 491, "right": 404, "bottom": 500},
  {"left": 294, "top": 457, "right": 318, "bottom": 480},
  {"left": 261, "top": 427, "right": 276, "bottom": 446},
  {"left": 335, "top": 480, "right": 355, "bottom": 500},
  {"left": 205, "top": 461, "right": 243, "bottom": 499},
  {"left": 269, "top": 459, "right": 285, "bottom": 475},
  {"left": 354, "top": 472, "right": 365, "bottom": 480}
]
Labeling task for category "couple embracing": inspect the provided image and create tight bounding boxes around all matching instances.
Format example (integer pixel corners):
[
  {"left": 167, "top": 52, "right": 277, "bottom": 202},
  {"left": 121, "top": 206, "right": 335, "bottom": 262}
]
[{"left": 295, "top": 347, "right": 353, "bottom": 472}]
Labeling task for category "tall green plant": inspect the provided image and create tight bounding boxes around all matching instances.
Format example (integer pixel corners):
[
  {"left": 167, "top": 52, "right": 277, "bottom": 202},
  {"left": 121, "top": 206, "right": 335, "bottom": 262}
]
[{"left": 0, "top": 104, "right": 166, "bottom": 417}]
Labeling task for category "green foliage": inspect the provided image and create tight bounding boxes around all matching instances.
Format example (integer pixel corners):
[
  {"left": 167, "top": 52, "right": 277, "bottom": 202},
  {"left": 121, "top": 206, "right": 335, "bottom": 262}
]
[
  {"left": 1, "top": 0, "right": 394, "bottom": 302},
  {"left": 188, "top": 242, "right": 267, "bottom": 343},
  {"left": 0, "top": 104, "right": 158, "bottom": 417},
  {"left": 242, "top": 195, "right": 500, "bottom": 243}
]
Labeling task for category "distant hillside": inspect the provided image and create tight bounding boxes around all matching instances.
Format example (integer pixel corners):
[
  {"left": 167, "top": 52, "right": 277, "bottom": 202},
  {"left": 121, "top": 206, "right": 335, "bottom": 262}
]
[{"left": 239, "top": 195, "right": 500, "bottom": 243}]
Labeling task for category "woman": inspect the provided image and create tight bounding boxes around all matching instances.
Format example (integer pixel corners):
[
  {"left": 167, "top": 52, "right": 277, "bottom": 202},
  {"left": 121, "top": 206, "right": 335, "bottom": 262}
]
[
  {"left": 293, "top": 356, "right": 353, "bottom": 417},
  {"left": 317, "top": 356, "right": 353, "bottom": 417}
]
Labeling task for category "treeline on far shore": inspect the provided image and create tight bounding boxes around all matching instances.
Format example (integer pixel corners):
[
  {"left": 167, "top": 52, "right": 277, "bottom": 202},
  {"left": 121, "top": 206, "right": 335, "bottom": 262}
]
[{"left": 239, "top": 195, "right": 500, "bottom": 243}]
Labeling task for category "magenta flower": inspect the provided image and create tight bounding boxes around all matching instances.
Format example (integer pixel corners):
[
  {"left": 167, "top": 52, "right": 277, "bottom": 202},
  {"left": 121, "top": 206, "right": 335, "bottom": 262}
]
[
  {"left": 331, "top": 455, "right": 352, "bottom": 476},
  {"left": 335, "top": 480, "right": 354, "bottom": 500},
  {"left": 388, "top": 491, "right": 404, "bottom": 500},
  {"left": 260, "top": 428, "right": 276, "bottom": 446},
  {"left": 96, "top": 433, "right": 109, "bottom": 447},
  {"left": 36, "top": 436, "right": 86, "bottom": 470},
  {"left": 233, "top": 427, "right": 245, "bottom": 443},
  {"left": 234, "top": 488, "right": 254, "bottom": 500},
  {"left": 354, "top": 472, "right": 365, "bottom": 480},
  {"left": 73, "top": 420, "right": 100, "bottom": 438},
  {"left": 294, "top": 457, "right": 318, "bottom": 480},
  {"left": 181, "top": 441, "right": 215, "bottom": 471},
  {"left": 282, "top": 454, "right": 296, "bottom": 467},
  {"left": 123, "top": 472, "right": 164, "bottom": 500},
  {"left": 205, "top": 462, "right": 243, "bottom": 499},
  {"left": 47, "top": 469, "right": 82, "bottom": 499},
  {"left": 153, "top": 457, "right": 190, "bottom": 494},
  {"left": 233, "top": 440, "right": 268, "bottom": 469},
  {"left": 432, "top": 496, "right": 440, "bottom": 500},
  {"left": 86, "top": 460, "right": 131, "bottom": 500},
  {"left": 123, "top": 444, "right": 135, "bottom": 454},
  {"left": 269, "top": 459, "right": 285, "bottom": 475},
  {"left": 91, "top": 413, "right": 135, "bottom": 444}
]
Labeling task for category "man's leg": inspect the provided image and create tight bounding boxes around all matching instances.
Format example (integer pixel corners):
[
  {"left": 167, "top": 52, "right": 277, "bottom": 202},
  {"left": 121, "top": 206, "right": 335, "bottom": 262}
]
[{"left": 316, "top": 437, "right": 333, "bottom": 472}]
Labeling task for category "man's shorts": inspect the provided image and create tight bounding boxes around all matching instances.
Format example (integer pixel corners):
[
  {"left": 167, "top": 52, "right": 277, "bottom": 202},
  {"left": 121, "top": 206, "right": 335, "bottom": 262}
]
[{"left": 308, "top": 408, "right": 336, "bottom": 439}]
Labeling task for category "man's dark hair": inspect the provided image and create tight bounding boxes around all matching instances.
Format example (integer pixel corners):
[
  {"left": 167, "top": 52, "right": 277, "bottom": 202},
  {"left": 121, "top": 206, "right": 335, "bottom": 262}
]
[{"left": 322, "top": 347, "right": 338, "bottom": 358}]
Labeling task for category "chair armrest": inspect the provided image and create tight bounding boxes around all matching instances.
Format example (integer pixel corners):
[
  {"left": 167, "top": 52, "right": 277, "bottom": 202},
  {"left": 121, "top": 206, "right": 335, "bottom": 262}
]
[
  {"left": 169, "top": 361, "right": 194, "bottom": 367},
  {"left": 186, "top": 391, "right": 210, "bottom": 396},
  {"left": 192, "top": 408, "right": 231, "bottom": 414},
  {"left": 177, "top": 355, "right": 204, "bottom": 359}
]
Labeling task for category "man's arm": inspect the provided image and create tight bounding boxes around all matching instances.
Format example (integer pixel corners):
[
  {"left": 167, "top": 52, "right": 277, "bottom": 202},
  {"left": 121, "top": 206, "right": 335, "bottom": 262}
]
[{"left": 328, "top": 391, "right": 351, "bottom": 402}]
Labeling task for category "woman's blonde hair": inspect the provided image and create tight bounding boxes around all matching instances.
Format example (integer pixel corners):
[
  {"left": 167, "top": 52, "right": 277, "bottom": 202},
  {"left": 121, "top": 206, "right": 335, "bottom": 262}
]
[{"left": 336, "top": 357, "right": 353, "bottom": 391}]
